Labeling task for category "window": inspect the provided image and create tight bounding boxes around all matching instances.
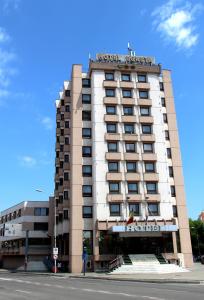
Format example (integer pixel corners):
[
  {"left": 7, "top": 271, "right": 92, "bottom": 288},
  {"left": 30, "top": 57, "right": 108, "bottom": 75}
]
[
  {"left": 108, "top": 162, "right": 119, "bottom": 172},
  {"left": 129, "top": 203, "right": 140, "bottom": 216},
  {"left": 61, "top": 114, "right": 64, "bottom": 120},
  {"left": 56, "top": 167, "right": 59, "bottom": 174},
  {"left": 83, "top": 206, "right": 93, "bottom": 218},
  {"left": 107, "top": 123, "right": 117, "bottom": 133},
  {"left": 82, "top": 111, "right": 91, "bottom": 121},
  {"left": 169, "top": 166, "right": 174, "bottom": 177},
  {"left": 167, "top": 148, "right": 172, "bottom": 158},
  {"left": 128, "top": 182, "right": 138, "bottom": 194},
  {"left": 56, "top": 151, "right": 59, "bottom": 158},
  {"left": 82, "top": 185, "right": 92, "bottom": 197},
  {"left": 171, "top": 185, "right": 176, "bottom": 197},
  {"left": 59, "top": 195, "right": 63, "bottom": 203},
  {"left": 148, "top": 203, "right": 159, "bottom": 216},
  {"left": 140, "top": 107, "right": 150, "bottom": 116},
  {"left": 109, "top": 182, "right": 120, "bottom": 194},
  {"left": 64, "top": 154, "right": 69, "bottom": 162},
  {"left": 60, "top": 145, "right": 64, "bottom": 152},
  {"left": 82, "top": 78, "right": 91, "bottom": 87},
  {"left": 64, "top": 210, "right": 69, "bottom": 220},
  {"left": 108, "top": 142, "right": 118, "bottom": 152},
  {"left": 143, "top": 143, "right": 154, "bottom": 153},
  {"left": 106, "top": 106, "right": 116, "bottom": 115},
  {"left": 82, "top": 165, "right": 92, "bottom": 177},
  {"left": 82, "top": 146, "right": 92, "bottom": 157},
  {"left": 161, "top": 97, "right": 166, "bottom": 107},
  {"left": 61, "top": 129, "right": 64, "bottom": 136},
  {"left": 123, "top": 106, "right": 133, "bottom": 115},
  {"left": 142, "top": 124, "right": 152, "bottom": 134},
  {"left": 160, "top": 82, "right": 164, "bottom": 91},
  {"left": 57, "top": 108, "right": 60, "bottom": 114},
  {"left": 124, "top": 123, "right": 134, "bottom": 134},
  {"left": 59, "top": 177, "right": 63, "bottom": 186},
  {"left": 122, "top": 89, "right": 132, "bottom": 98},
  {"left": 34, "top": 208, "right": 49, "bottom": 216},
  {"left": 57, "top": 121, "right": 60, "bottom": 128},
  {"left": 145, "top": 162, "right": 155, "bottom": 173},
  {"left": 105, "top": 73, "right": 114, "bottom": 81},
  {"left": 60, "top": 161, "right": 64, "bottom": 168},
  {"left": 138, "top": 74, "right": 147, "bottom": 83},
  {"left": 82, "top": 128, "right": 91, "bottom": 138},
  {"left": 34, "top": 222, "right": 48, "bottom": 231},
  {"left": 64, "top": 172, "right": 69, "bottom": 181},
  {"left": 125, "top": 142, "right": 136, "bottom": 153},
  {"left": 64, "top": 191, "right": 69, "bottom": 200},
  {"left": 65, "top": 137, "right": 69, "bottom": 145},
  {"left": 65, "top": 105, "right": 70, "bottom": 112},
  {"left": 105, "top": 88, "right": 115, "bottom": 97},
  {"left": 163, "top": 113, "right": 168, "bottom": 123},
  {"left": 126, "top": 162, "right": 137, "bottom": 172},
  {"left": 146, "top": 182, "right": 157, "bottom": 194},
  {"left": 61, "top": 99, "right": 64, "bottom": 106},
  {"left": 139, "top": 90, "right": 148, "bottom": 99},
  {"left": 121, "top": 74, "right": 130, "bottom": 81},
  {"left": 110, "top": 204, "right": 120, "bottom": 216},
  {"left": 65, "top": 90, "right": 70, "bottom": 97},
  {"left": 173, "top": 205, "right": 178, "bottom": 217},
  {"left": 82, "top": 94, "right": 91, "bottom": 104},
  {"left": 165, "top": 130, "right": 170, "bottom": 140}
]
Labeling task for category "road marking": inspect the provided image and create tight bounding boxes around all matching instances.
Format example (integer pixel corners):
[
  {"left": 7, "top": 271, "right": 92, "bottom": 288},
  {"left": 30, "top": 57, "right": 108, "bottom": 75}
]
[{"left": 16, "top": 290, "right": 31, "bottom": 294}]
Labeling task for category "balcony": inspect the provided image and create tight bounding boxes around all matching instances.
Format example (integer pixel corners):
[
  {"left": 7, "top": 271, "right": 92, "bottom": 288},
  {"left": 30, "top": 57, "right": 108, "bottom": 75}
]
[
  {"left": 138, "top": 99, "right": 152, "bottom": 106},
  {"left": 104, "top": 115, "right": 119, "bottom": 122},
  {"left": 103, "top": 97, "right": 118, "bottom": 105},
  {"left": 105, "top": 152, "right": 121, "bottom": 160},
  {"left": 139, "top": 116, "right": 154, "bottom": 123},
  {"left": 121, "top": 115, "right": 136, "bottom": 123},
  {"left": 103, "top": 80, "right": 118, "bottom": 88},
  {"left": 142, "top": 153, "right": 157, "bottom": 161},
  {"left": 106, "top": 172, "right": 122, "bottom": 181},
  {"left": 122, "top": 133, "right": 138, "bottom": 141},
  {"left": 145, "top": 194, "right": 161, "bottom": 202},
  {"left": 105, "top": 133, "right": 120, "bottom": 141},
  {"left": 143, "top": 173, "right": 159, "bottom": 181},
  {"left": 120, "top": 81, "right": 134, "bottom": 88},
  {"left": 125, "top": 173, "right": 141, "bottom": 181},
  {"left": 121, "top": 98, "right": 135, "bottom": 105},
  {"left": 124, "top": 153, "right": 139, "bottom": 160},
  {"left": 140, "top": 134, "right": 155, "bottom": 142},
  {"left": 125, "top": 194, "right": 142, "bottom": 202},
  {"left": 136, "top": 82, "right": 150, "bottom": 89},
  {"left": 107, "top": 194, "right": 123, "bottom": 202}
]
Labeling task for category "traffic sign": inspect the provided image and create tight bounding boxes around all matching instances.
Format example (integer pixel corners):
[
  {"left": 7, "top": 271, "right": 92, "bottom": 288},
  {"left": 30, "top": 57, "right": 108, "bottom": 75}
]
[
  {"left": 53, "top": 248, "right": 58, "bottom": 255},
  {"left": 53, "top": 254, "right": 58, "bottom": 260}
]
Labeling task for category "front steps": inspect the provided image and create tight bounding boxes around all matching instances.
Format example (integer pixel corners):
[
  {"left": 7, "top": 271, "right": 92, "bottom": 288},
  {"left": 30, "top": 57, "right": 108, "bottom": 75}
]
[{"left": 110, "top": 254, "right": 189, "bottom": 274}]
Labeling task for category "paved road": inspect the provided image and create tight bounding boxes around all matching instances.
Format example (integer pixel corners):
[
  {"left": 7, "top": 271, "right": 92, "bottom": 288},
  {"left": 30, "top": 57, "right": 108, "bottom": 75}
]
[{"left": 0, "top": 273, "right": 203, "bottom": 300}]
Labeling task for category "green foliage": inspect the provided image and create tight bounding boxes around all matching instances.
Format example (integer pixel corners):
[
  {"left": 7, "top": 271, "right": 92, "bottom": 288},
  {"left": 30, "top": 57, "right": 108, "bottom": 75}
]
[{"left": 189, "top": 219, "right": 204, "bottom": 256}]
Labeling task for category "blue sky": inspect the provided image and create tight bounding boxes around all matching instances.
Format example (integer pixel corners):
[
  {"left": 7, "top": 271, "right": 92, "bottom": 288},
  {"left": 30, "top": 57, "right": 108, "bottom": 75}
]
[{"left": 0, "top": 0, "right": 203, "bottom": 219}]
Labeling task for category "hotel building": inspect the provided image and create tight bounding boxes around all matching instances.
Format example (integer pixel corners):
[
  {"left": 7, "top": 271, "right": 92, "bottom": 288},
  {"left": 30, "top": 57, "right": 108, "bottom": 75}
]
[{"left": 54, "top": 52, "right": 193, "bottom": 273}]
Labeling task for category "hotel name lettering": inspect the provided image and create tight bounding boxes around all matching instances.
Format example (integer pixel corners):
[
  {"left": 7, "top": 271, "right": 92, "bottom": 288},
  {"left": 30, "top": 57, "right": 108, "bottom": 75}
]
[
  {"left": 96, "top": 54, "right": 153, "bottom": 65},
  {"left": 125, "top": 225, "right": 160, "bottom": 232}
]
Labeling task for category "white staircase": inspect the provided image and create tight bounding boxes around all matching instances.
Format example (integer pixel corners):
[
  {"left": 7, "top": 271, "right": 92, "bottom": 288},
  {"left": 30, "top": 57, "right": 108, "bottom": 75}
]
[{"left": 110, "top": 254, "right": 189, "bottom": 274}]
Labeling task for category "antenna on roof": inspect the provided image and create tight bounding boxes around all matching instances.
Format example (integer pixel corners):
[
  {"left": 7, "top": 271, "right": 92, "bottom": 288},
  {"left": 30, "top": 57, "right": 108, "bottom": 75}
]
[{"left": 127, "top": 42, "right": 136, "bottom": 57}]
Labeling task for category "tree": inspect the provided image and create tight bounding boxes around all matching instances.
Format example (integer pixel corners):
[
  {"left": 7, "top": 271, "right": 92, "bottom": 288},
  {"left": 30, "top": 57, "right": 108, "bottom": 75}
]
[{"left": 189, "top": 219, "right": 204, "bottom": 258}]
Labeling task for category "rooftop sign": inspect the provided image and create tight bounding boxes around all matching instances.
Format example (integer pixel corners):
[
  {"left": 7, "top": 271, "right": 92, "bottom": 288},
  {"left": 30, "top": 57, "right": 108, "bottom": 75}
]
[{"left": 96, "top": 53, "right": 155, "bottom": 65}]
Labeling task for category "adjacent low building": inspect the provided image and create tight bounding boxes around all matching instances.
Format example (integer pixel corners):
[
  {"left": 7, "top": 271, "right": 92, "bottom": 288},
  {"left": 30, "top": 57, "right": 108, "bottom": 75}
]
[{"left": 0, "top": 201, "right": 51, "bottom": 270}]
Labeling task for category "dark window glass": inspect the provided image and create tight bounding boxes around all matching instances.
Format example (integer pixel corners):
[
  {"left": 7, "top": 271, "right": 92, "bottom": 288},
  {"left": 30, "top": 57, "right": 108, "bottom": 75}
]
[
  {"left": 129, "top": 204, "right": 140, "bottom": 216},
  {"left": 148, "top": 203, "right": 159, "bottom": 216},
  {"left": 109, "top": 182, "right": 120, "bottom": 194},
  {"left": 65, "top": 105, "right": 70, "bottom": 112},
  {"left": 82, "top": 185, "right": 92, "bottom": 197},
  {"left": 61, "top": 114, "right": 64, "bottom": 120},
  {"left": 121, "top": 74, "right": 130, "bottom": 81},
  {"left": 65, "top": 90, "right": 70, "bottom": 97},
  {"left": 64, "top": 191, "right": 69, "bottom": 200},
  {"left": 64, "top": 210, "right": 69, "bottom": 220},
  {"left": 140, "top": 107, "right": 150, "bottom": 116},
  {"left": 82, "top": 111, "right": 91, "bottom": 121},
  {"left": 108, "top": 162, "right": 119, "bottom": 172},
  {"left": 138, "top": 74, "right": 147, "bottom": 82},
  {"left": 123, "top": 106, "right": 133, "bottom": 115},
  {"left": 82, "top": 94, "right": 91, "bottom": 104},
  {"left": 61, "top": 99, "right": 64, "bottom": 106},
  {"left": 57, "top": 122, "right": 60, "bottom": 128},
  {"left": 57, "top": 108, "right": 60, "bottom": 114},
  {"left": 65, "top": 137, "right": 69, "bottom": 145},
  {"left": 167, "top": 148, "right": 172, "bottom": 158},
  {"left": 83, "top": 206, "right": 93, "bottom": 218},
  {"left": 160, "top": 82, "right": 164, "bottom": 91},
  {"left": 171, "top": 185, "right": 176, "bottom": 197},
  {"left": 60, "top": 161, "right": 63, "bottom": 168},
  {"left": 34, "top": 208, "right": 49, "bottom": 216},
  {"left": 146, "top": 182, "right": 157, "bottom": 194},
  {"left": 106, "top": 106, "right": 116, "bottom": 115},
  {"left": 165, "top": 130, "right": 170, "bottom": 140},
  {"left": 110, "top": 204, "right": 120, "bottom": 216},
  {"left": 124, "top": 124, "right": 134, "bottom": 134},
  {"left": 61, "top": 129, "right": 64, "bottom": 136},
  {"left": 64, "top": 172, "right": 69, "bottom": 181},
  {"left": 142, "top": 124, "right": 152, "bottom": 134},
  {"left": 64, "top": 154, "right": 69, "bottom": 162},
  {"left": 128, "top": 182, "right": 138, "bottom": 194},
  {"left": 59, "top": 177, "right": 63, "bottom": 186},
  {"left": 34, "top": 222, "right": 48, "bottom": 231},
  {"left": 107, "top": 123, "right": 117, "bottom": 133},
  {"left": 105, "top": 73, "right": 114, "bottom": 81},
  {"left": 126, "top": 162, "right": 137, "bottom": 172},
  {"left": 60, "top": 145, "right": 64, "bottom": 152},
  {"left": 125, "top": 142, "right": 136, "bottom": 152},
  {"left": 82, "top": 146, "right": 92, "bottom": 157},
  {"left": 139, "top": 90, "right": 148, "bottom": 99},
  {"left": 82, "top": 128, "right": 91, "bottom": 138},
  {"left": 82, "top": 165, "right": 92, "bottom": 177},
  {"left": 163, "top": 113, "right": 168, "bottom": 123},
  {"left": 145, "top": 162, "right": 155, "bottom": 173},
  {"left": 122, "top": 89, "right": 132, "bottom": 98},
  {"left": 82, "top": 78, "right": 91, "bottom": 87},
  {"left": 56, "top": 151, "right": 59, "bottom": 158},
  {"left": 161, "top": 97, "right": 166, "bottom": 107},
  {"left": 105, "top": 89, "right": 115, "bottom": 97},
  {"left": 169, "top": 166, "right": 174, "bottom": 177},
  {"left": 173, "top": 205, "right": 178, "bottom": 217},
  {"left": 108, "top": 142, "right": 118, "bottom": 152}
]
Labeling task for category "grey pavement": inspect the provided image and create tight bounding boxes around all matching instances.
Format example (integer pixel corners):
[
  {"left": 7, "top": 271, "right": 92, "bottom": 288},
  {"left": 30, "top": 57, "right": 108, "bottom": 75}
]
[{"left": 0, "top": 272, "right": 204, "bottom": 300}]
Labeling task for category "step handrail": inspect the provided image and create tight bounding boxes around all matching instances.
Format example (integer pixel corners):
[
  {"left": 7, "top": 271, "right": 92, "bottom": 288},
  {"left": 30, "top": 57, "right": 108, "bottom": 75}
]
[{"left": 108, "top": 255, "right": 123, "bottom": 272}]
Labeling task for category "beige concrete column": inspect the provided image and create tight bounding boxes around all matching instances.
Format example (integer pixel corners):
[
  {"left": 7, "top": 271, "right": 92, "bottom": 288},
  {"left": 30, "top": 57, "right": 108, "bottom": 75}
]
[
  {"left": 163, "top": 70, "right": 193, "bottom": 267},
  {"left": 172, "top": 232, "right": 178, "bottom": 254},
  {"left": 69, "top": 64, "right": 83, "bottom": 273}
]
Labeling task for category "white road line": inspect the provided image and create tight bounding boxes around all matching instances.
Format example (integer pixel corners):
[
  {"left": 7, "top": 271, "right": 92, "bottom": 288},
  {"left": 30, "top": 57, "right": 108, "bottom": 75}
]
[{"left": 16, "top": 290, "right": 31, "bottom": 294}]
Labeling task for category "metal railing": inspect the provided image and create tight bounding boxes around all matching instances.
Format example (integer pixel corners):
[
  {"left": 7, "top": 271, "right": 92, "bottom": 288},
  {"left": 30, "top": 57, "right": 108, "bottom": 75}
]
[{"left": 108, "top": 255, "right": 123, "bottom": 272}]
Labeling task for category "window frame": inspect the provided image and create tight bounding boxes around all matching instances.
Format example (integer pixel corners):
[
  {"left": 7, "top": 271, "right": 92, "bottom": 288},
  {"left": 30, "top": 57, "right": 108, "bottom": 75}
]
[
  {"left": 108, "top": 161, "right": 119, "bottom": 173},
  {"left": 109, "top": 182, "right": 120, "bottom": 194},
  {"left": 106, "top": 105, "right": 116, "bottom": 115},
  {"left": 139, "top": 90, "right": 149, "bottom": 99},
  {"left": 107, "top": 123, "right": 117, "bottom": 133},
  {"left": 146, "top": 182, "right": 157, "bottom": 194},
  {"left": 105, "top": 72, "right": 114, "bottom": 81},
  {"left": 107, "top": 142, "right": 118, "bottom": 152},
  {"left": 82, "top": 185, "right": 92, "bottom": 197},
  {"left": 82, "top": 94, "right": 91, "bottom": 104},
  {"left": 83, "top": 206, "right": 93, "bottom": 218},
  {"left": 124, "top": 123, "right": 135, "bottom": 134},
  {"left": 110, "top": 203, "right": 120, "bottom": 216},
  {"left": 82, "top": 128, "right": 92, "bottom": 138},
  {"left": 122, "top": 89, "right": 132, "bottom": 98},
  {"left": 105, "top": 88, "right": 115, "bottom": 97},
  {"left": 129, "top": 203, "right": 140, "bottom": 216},
  {"left": 126, "top": 161, "right": 137, "bottom": 173},
  {"left": 121, "top": 74, "right": 131, "bottom": 82},
  {"left": 127, "top": 182, "right": 139, "bottom": 194}
]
